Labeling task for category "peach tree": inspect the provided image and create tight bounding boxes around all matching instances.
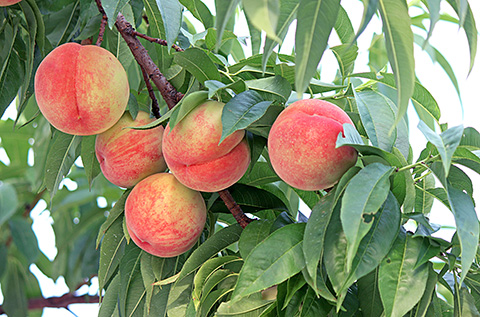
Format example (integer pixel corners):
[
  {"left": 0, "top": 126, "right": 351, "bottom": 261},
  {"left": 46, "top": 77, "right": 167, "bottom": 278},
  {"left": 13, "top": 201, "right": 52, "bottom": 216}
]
[{"left": 0, "top": 0, "right": 479, "bottom": 315}]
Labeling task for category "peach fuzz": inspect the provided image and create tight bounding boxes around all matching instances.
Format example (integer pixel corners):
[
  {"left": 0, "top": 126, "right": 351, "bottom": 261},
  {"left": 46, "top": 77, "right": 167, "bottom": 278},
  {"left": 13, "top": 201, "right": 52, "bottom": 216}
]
[
  {"left": 162, "top": 100, "right": 250, "bottom": 192},
  {"left": 95, "top": 111, "right": 167, "bottom": 188},
  {"left": 125, "top": 173, "right": 207, "bottom": 258},
  {"left": 34, "top": 42, "right": 129, "bottom": 135},
  {"left": 0, "top": 0, "right": 22, "bottom": 6},
  {"left": 268, "top": 99, "right": 357, "bottom": 191}
]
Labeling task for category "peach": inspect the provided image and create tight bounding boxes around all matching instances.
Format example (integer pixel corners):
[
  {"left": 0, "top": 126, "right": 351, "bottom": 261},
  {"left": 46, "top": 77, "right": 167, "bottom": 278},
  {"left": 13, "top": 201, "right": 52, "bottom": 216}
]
[
  {"left": 125, "top": 173, "right": 207, "bottom": 258},
  {"left": 0, "top": 0, "right": 22, "bottom": 6},
  {"left": 34, "top": 42, "right": 129, "bottom": 135},
  {"left": 268, "top": 99, "right": 357, "bottom": 191},
  {"left": 95, "top": 111, "right": 167, "bottom": 188},
  {"left": 162, "top": 100, "right": 250, "bottom": 192}
]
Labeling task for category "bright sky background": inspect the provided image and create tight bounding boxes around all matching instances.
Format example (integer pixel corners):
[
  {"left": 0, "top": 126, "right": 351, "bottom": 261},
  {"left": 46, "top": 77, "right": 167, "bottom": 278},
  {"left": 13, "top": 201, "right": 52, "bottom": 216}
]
[{"left": 0, "top": 0, "right": 479, "bottom": 315}]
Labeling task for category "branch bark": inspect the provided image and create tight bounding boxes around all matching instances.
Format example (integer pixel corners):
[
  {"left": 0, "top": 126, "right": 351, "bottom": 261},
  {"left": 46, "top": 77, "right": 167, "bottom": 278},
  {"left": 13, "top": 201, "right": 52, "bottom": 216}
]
[
  {"left": 114, "top": 13, "right": 184, "bottom": 110},
  {"left": 0, "top": 293, "right": 99, "bottom": 314},
  {"left": 218, "top": 190, "right": 253, "bottom": 228}
]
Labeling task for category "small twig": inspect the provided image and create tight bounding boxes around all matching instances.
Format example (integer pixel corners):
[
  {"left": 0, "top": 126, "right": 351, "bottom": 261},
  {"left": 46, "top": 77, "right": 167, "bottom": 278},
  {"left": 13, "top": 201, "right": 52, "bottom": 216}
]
[
  {"left": 23, "top": 188, "right": 47, "bottom": 217},
  {"left": 94, "top": 0, "right": 108, "bottom": 46},
  {"left": 0, "top": 293, "right": 99, "bottom": 314},
  {"left": 140, "top": 65, "right": 161, "bottom": 118},
  {"left": 218, "top": 190, "right": 253, "bottom": 228},
  {"left": 115, "top": 13, "right": 184, "bottom": 109},
  {"left": 133, "top": 31, "right": 184, "bottom": 52}
]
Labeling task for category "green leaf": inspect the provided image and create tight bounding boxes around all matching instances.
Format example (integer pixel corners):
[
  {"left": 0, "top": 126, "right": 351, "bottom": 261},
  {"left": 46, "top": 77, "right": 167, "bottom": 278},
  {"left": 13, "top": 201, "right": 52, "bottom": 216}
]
[
  {"left": 0, "top": 33, "right": 24, "bottom": 117},
  {"left": 303, "top": 192, "right": 336, "bottom": 297},
  {"left": 9, "top": 217, "right": 40, "bottom": 264},
  {"left": 243, "top": 0, "right": 280, "bottom": 41},
  {"left": 220, "top": 90, "right": 272, "bottom": 143},
  {"left": 239, "top": 220, "right": 273, "bottom": 259},
  {"left": 180, "top": 0, "right": 214, "bottom": 28},
  {"left": 378, "top": 0, "right": 415, "bottom": 132},
  {"left": 44, "top": 131, "right": 81, "bottom": 199},
  {"left": 418, "top": 122, "right": 464, "bottom": 176},
  {"left": 424, "top": 0, "right": 441, "bottom": 44},
  {"left": 167, "top": 273, "right": 194, "bottom": 316},
  {"left": 331, "top": 44, "right": 358, "bottom": 78},
  {"left": 262, "top": 0, "right": 299, "bottom": 70},
  {"left": 174, "top": 48, "right": 221, "bottom": 84},
  {"left": 414, "top": 173, "right": 436, "bottom": 214},
  {"left": 168, "top": 90, "right": 209, "bottom": 131},
  {"left": 340, "top": 192, "right": 401, "bottom": 293},
  {"left": 232, "top": 223, "right": 306, "bottom": 300},
  {"left": 215, "top": 0, "right": 241, "bottom": 50},
  {"left": 155, "top": 0, "right": 182, "bottom": 49},
  {"left": 378, "top": 231, "right": 429, "bottom": 317},
  {"left": 1, "top": 259, "right": 28, "bottom": 317},
  {"left": 354, "top": 89, "right": 397, "bottom": 152},
  {"left": 341, "top": 163, "right": 394, "bottom": 271},
  {"left": 81, "top": 135, "right": 101, "bottom": 189},
  {"left": 351, "top": 72, "right": 441, "bottom": 130},
  {"left": 357, "top": 268, "right": 384, "bottom": 317},
  {"left": 354, "top": 0, "right": 379, "bottom": 42},
  {"left": 193, "top": 255, "right": 242, "bottom": 302},
  {"left": 245, "top": 76, "right": 292, "bottom": 102},
  {"left": 446, "top": 0, "right": 477, "bottom": 73},
  {"left": 98, "top": 216, "right": 125, "bottom": 292},
  {"left": 0, "top": 182, "right": 18, "bottom": 227},
  {"left": 96, "top": 189, "right": 131, "bottom": 247},
  {"left": 178, "top": 224, "right": 243, "bottom": 281},
  {"left": 119, "top": 243, "right": 144, "bottom": 317},
  {"left": 295, "top": 0, "right": 341, "bottom": 95},
  {"left": 414, "top": 264, "right": 438, "bottom": 317},
  {"left": 217, "top": 293, "right": 274, "bottom": 316},
  {"left": 99, "top": 273, "right": 121, "bottom": 317},
  {"left": 334, "top": 6, "right": 356, "bottom": 45}
]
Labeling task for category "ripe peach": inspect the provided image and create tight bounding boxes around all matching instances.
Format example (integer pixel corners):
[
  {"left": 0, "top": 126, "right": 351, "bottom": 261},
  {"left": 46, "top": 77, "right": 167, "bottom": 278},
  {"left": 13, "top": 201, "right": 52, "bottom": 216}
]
[
  {"left": 95, "top": 111, "right": 167, "bottom": 188},
  {"left": 162, "top": 100, "right": 250, "bottom": 192},
  {"left": 268, "top": 99, "right": 357, "bottom": 191},
  {"left": 0, "top": 0, "right": 22, "bottom": 6},
  {"left": 125, "top": 173, "right": 207, "bottom": 258},
  {"left": 34, "top": 42, "right": 129, "bottom": 135}
]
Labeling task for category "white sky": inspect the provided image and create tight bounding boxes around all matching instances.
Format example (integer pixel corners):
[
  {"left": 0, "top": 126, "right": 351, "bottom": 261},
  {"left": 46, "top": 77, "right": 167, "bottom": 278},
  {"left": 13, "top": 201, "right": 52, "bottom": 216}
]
[{"left": 1, "top": 0, "right": 479, "bottom": 315}]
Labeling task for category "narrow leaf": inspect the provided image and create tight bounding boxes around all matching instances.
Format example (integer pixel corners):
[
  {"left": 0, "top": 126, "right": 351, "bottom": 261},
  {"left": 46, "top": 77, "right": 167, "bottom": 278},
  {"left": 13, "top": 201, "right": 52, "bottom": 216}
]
[
  {"left": 155, "top": 0, "right": 182, "bottom": 49},
  {"left": 0, "top": 182, "right": 18, "bottom": 227},
  {"left": 418, "top": 122, "right": 464, "bottom": 176},
  {"left": 44, "top": 131, "right": 81, "bottom": 199},
  {"left": 341, "top": 163, "right": 394, "bottom": 271},
  {"left": 220, "top": 90, "right": 272, "bottom": 143},
  {"left": 174, "top": 48, "right": 221, "bottom": 84},
  {"left": 378, "top": 0, "right": 415, "bottom": 132},
  {"left": 178, "top": 224, "right": 243, "bottom": 281},
  {"left": 232, "top": 223, "right": 306, "bottom": 300},
  {"left": 215, "top": 0, "right": 241, "bottom": 50},
  {"left": 81, "top": 135, "right": 101, "bottom": 189},
  {"left": 295, "top": 0, "right": 341, "bottom": 95},
  {"left": 378, "top": 231, "right": 429, "bottom": 317},
  {"left": 354, "top": 0, "right": 380, "bottom": 42},
  {"left": 354, "top": 89, "right": 397, "bottom": 152},
  {"left": 243, "top": 0, "right": 280, "bottom": 41}
]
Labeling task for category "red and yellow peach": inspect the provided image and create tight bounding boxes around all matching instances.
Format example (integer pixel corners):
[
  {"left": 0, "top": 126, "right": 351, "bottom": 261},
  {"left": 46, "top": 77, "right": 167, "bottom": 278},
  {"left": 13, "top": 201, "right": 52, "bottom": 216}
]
[
  {"left": 162, "top": 100, "right": 250, "bottom": 192},
  {"left": 125, "top": 173, "right": 207, "bottom": 258},
  {"left": 95, "top": 111, "right": 167, "bottom": 188},
  {"left": 268, "top": 99, "right": 357, "bottom": 191},
  {"left": 35, "top": 42, "right": 129, "bottom": 135}
]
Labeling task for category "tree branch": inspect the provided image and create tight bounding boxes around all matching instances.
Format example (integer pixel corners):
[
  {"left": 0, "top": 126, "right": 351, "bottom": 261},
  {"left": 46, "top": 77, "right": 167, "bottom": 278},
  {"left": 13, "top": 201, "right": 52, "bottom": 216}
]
[
  {"left": 94, "top": 0, "right": 107, "bottom": 46},
  {"left": 132, "top": 31, "right": 184, "bottom": 52},
  {"left": 114, "top": 13, "right": 184, "bottom": 110},
  {"left": 218, "top": 190, "right": 253, "bottom": 229},
  {"left": 0, "top": 293, "right": 99, "bottom": 314},
  {"left": 140, "top": 65, "right": 161, "bottom": 119}
]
